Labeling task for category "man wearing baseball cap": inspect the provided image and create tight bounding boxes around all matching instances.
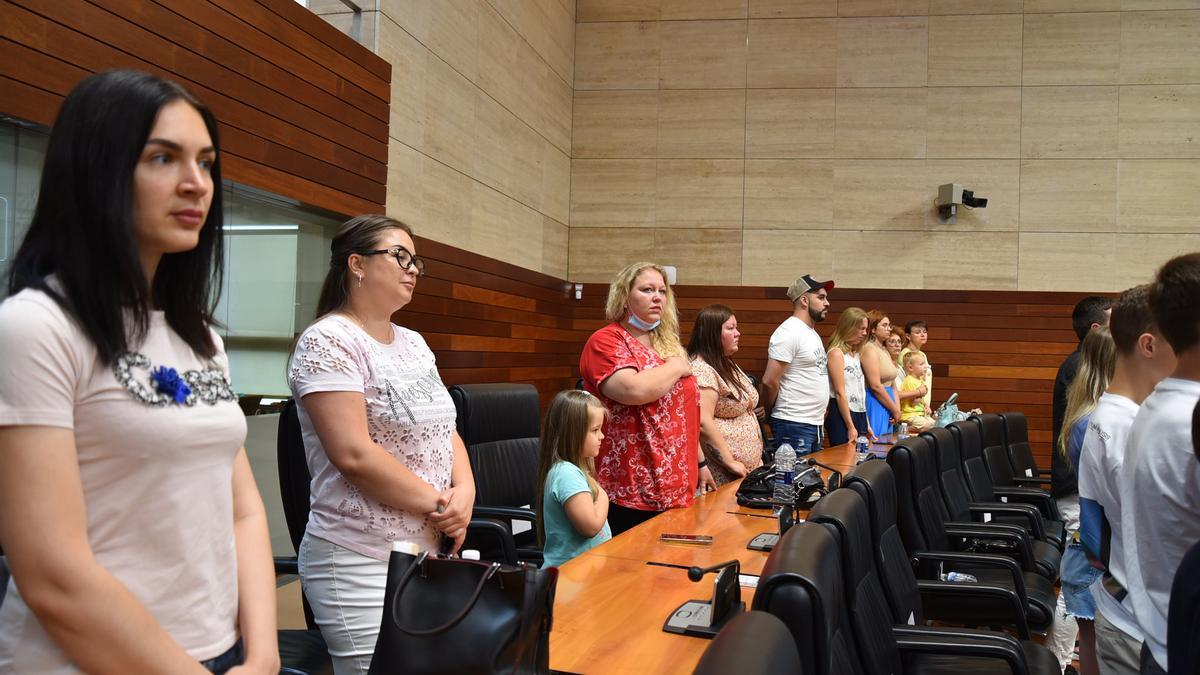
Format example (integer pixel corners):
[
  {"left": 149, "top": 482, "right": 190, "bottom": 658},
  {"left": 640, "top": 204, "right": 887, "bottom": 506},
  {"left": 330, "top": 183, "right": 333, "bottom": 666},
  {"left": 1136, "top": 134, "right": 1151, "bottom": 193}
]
[{"left": 761, "top": 275, "right": 834, "bottom": 456}]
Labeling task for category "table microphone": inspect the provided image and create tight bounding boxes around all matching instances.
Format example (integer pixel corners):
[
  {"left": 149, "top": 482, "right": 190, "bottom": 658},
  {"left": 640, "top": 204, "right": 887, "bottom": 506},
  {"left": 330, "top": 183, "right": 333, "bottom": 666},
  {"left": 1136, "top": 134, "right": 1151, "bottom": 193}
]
[{"left": 687, "top": 559, "right": 740, "bottom": 582}]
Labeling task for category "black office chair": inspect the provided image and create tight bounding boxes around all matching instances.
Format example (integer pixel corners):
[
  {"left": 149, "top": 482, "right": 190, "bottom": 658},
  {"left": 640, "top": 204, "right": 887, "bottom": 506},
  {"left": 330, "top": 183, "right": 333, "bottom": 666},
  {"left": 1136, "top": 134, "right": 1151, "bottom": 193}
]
[
  {"left": 449, "top": 383, "right": 543, "bottom": 564},
  {"left": 885, "top": 438, "right": 1056, "bottom": 632},
  {"left": 808, "top": 487, "right": 1060, "bottom": 675},
  {"left": 753, "top": 522, "right": 865, "bottom": 675},
  {"left": 756, "top": 521, "right": 1049, "bottom": 675},
  {"left": 843, "top": 461, "right": 1037, "bottom": 639},
  {"left": 975, "top": 413, "right": 1051, "bottom": 489},
  {"left": 692, "top": 611, "right": 801, "bottom": 675},
  {"left": 274, "top": 400, "right": 335, "bottom": 675},
  {"left": 923, "top": 427, "right": 1065, "bottom": 560},
  {"left": 999, "top": 412, "right": 1045, "bottom": 482},
  {"left": 948, "top": 420, "right": 1061, "bottom": 523}
]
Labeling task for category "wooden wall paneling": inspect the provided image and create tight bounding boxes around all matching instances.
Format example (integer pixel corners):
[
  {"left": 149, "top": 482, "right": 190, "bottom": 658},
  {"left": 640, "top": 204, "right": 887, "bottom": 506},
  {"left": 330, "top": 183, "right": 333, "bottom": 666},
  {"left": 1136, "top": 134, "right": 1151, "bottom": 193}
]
[{"left": 0, "top": 0, "right": 389, "bottom": 216}]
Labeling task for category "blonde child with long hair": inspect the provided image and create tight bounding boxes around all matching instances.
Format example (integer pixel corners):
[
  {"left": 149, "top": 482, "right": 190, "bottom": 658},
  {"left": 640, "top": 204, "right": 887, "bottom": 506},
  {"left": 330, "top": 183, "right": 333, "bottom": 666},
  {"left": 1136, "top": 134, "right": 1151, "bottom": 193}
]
[
  {"left": 1051, "top": 326, "right": 1115, "bottom": 675},
  {"left": 536, "top": 390, "right": 612, "bottom": 568}
]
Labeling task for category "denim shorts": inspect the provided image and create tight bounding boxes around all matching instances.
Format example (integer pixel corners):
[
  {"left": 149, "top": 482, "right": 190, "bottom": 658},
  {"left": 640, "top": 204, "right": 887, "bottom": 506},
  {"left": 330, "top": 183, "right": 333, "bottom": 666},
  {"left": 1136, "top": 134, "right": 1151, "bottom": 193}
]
[
  {"left": 768, "top": 417, "right": 822, "bottom": 456},
  {"left": 1060, "top": 542, "right": 1102, "bottom": 619}
]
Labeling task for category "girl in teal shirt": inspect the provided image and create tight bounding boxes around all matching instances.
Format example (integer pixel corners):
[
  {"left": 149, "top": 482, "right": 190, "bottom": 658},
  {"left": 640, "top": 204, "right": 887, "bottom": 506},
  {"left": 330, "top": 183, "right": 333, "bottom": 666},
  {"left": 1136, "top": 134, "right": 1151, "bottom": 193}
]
[{"left": 536, "top": 390, "right": 612, "bottom": 567}]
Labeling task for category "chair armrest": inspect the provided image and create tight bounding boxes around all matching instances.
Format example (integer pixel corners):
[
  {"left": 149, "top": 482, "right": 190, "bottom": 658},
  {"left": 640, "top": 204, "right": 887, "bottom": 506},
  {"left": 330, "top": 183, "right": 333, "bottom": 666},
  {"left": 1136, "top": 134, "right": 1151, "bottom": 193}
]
[
  {"left": 473, "top": 505, "right": 537, "bottom": 524},
  {"left": 945, "top": 522, "right": 1037, "bottom": 573},
  {"left": 968, "top": 502, "right": 1047, "bottom": 540},
  {"left": 911, "top": 550, "right": 1027, "bottom": 600},
  {"left": 893, "top": 626, "right": 1029, "bottom": 675},
  {"left": 915, "top": 580, "right": 1031, "bottom": 640},
  {"left": 1011, "top": 476, "right": 1053, "bottom": 488},
  {"left": 991, "top": 487, "right": 1060, "bottom": 521},
  {"left": 274, "top": 556, "right": 299, "bottom": 576},
  {"left": 467, "top": 517, "right": 519, "bottom": 564}
]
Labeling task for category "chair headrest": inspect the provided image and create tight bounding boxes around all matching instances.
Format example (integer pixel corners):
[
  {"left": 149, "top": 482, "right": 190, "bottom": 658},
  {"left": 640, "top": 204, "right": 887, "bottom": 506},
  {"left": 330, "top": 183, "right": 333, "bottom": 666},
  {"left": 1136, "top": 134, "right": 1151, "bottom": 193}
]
[
  {"left": 809, "top": 489, "right": 875, "bottom": 587},
  {"left": 449, "top": 383, "right": 540, "bottom": 445},
  {"left": 693, "top": 611, "right": 801, "bottom": 675},
  {"left": 846, "top": 461, "right": 898, "bottom": 543},
  {"left": 972, "top": 413, "right": 1005, "bottom": 447},
  {"left": 948, "top": 419, "right": 983, "bottom": 458}
]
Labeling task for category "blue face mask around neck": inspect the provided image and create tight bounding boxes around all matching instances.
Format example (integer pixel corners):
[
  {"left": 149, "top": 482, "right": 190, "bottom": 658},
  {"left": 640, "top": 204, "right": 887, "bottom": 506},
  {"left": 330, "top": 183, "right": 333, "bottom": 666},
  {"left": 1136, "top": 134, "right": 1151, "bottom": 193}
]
[{"left": 626, "top": 311, "right": 661, "bottom": 332}]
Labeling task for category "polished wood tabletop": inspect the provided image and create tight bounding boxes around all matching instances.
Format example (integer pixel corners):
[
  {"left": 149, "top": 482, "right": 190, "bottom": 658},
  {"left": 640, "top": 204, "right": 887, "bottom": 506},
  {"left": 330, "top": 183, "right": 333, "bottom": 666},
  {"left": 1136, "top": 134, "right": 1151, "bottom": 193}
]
[{"left": 548, "top": 440, "right": 882, "bottom": 675}]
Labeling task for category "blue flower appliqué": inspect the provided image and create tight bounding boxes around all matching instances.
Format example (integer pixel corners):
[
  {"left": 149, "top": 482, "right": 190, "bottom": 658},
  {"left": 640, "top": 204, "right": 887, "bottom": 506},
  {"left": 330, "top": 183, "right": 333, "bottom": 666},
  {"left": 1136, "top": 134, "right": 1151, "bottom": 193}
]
[{"left": 150, "top": 366, "right": 192, "bottom": 404}]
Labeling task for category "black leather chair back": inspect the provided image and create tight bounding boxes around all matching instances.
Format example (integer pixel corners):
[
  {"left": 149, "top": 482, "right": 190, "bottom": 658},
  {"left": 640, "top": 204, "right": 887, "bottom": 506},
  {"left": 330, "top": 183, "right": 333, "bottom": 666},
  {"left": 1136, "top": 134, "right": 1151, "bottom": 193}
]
[
  {"left": 845, "top": 461, "right": 923, "bottom": 627},
  {"left": 974, "top": 413, "right": 1017, "bottom": 484},
  {"left": 809, "top": 490, "right": 904, "bottom": 675},
  {"left": 753, "top": 523, "right": 864, "bottom": 675},
  {"left": 468, "top": 438, "right": 540, "bottom": 508},
  {"left": 949, "top": 419, "right": 996, "bottom": 501},
  {"left": 277, "top": 400, "right": 312, "bottom": 556},
  {"left": 923, "top": 426, "right": 973, "bottom": 522},
  {"left": 886, "top": 437, "right": 952, "bottom": 553},
  {"left": 693, "top": 611, "right": 802, "bottom": 675},
  {"left": 449, "top": 383, "right": 539, "bottom": 446},
  {"left": 1001, "top": 412, "right": 1040, "bottom": 478}
]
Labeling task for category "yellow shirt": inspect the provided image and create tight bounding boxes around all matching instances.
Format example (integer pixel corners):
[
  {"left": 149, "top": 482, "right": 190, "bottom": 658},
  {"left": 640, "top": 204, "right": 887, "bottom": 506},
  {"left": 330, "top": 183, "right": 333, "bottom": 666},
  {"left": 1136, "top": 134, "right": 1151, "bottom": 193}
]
[
  {"left": 899, "top": 373, "right": 929, "bottom": 420},
  {"left": 899, "top": 347, "right": 933, "bottom": 409}
]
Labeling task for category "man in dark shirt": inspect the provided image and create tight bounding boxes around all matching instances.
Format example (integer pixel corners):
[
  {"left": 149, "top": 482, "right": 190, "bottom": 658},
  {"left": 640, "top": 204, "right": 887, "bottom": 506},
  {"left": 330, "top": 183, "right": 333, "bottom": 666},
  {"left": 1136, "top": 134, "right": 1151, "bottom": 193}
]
[{"left": 1051, "top": 296, "right": 1112, "bottom": 498}]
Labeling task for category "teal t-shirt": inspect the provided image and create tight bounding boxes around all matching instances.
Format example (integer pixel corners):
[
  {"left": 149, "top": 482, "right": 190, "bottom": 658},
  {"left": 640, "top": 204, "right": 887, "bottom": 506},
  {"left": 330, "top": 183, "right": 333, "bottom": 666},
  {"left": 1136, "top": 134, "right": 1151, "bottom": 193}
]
[{"left": 541, "top": 461, "right": 611, "bottom": 568}]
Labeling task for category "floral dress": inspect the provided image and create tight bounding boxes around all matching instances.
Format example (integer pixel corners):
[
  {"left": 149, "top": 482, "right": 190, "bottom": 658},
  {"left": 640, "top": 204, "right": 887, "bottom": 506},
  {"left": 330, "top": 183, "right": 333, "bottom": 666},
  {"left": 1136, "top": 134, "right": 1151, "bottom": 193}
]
[{"left": 690, "top": 357, "right": 763, "bottom": 486}]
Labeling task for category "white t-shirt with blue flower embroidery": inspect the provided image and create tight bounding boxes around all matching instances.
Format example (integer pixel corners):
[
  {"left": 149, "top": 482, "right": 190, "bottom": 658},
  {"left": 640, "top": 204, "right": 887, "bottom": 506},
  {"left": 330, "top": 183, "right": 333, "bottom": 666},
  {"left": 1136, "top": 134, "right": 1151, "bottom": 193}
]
[{"left": 0, "top": 287, "right": 244, "bottom": 671}]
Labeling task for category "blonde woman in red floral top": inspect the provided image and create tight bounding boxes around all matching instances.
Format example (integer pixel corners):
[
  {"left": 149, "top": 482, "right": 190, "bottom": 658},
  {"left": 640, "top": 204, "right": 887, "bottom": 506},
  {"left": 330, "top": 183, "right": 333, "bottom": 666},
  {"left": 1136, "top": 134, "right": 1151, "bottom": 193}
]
[{"left": 579, "top": 262, "right": 713, "bottom": 534}]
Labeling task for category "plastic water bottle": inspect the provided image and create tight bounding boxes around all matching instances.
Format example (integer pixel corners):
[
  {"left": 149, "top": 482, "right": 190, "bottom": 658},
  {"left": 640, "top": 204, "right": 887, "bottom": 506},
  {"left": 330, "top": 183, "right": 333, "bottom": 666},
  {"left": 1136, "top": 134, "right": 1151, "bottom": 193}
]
[
  {"left": 941, "top": 571, "right": 977, "bottom": 583},
  {"left": 855, "top": 435, "right": 870, "bottom": 464},
  {"left": 897, "top": 422, "right": 909, "bottom": 440},
  {"left": 773, "top": 442, "right": 796, "bottom": 511}
]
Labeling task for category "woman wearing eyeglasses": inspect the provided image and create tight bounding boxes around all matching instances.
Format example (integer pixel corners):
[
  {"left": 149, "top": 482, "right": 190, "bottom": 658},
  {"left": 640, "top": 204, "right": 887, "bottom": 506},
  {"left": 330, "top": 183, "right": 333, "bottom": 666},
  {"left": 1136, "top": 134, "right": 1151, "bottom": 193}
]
[{"left": 287, "top": 215, "right": 475, "bottom": 675}]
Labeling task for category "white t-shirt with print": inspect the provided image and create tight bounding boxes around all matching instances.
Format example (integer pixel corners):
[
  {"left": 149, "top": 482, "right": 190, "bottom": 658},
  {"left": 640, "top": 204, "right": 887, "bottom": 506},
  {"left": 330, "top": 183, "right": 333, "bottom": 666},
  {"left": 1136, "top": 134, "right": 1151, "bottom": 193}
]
[
  {"left": 0, "top": 288, "right": 244, "bottom": 672},
  {"left": 1118, "top": 377, "right": 1200, "bottom": 670},
  {"left": 288, "top": 315, "right": 457, "bottom": 560},
  {"left": 835, "top": 350, "right": 867, "bottom": 413},
  {"left": 767, "top": 316, "right": 830, "bottom": 425},
  {"left": 1076, "top": 392, "right": 1142, "bottom": 643}
]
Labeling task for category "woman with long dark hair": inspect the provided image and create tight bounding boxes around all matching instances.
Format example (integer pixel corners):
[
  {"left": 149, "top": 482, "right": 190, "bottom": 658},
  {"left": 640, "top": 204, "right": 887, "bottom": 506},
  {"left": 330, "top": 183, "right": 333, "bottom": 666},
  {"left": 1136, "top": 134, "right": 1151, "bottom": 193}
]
[
  {"left": 0, "top": 71, "right": 278, "bottom": 674},
  {"left": 287, "top": 215, "right": 475, "bottom": 675},
  {"left": 686, "top": 304, "right": 762, "bottom": 486}
]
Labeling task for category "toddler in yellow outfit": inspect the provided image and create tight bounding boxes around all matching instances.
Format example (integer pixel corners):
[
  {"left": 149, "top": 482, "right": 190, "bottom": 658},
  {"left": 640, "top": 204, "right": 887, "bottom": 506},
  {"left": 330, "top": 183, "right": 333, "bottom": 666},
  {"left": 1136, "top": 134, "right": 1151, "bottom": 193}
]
[{"left": 899, "top": 351, "right": 935, "bottom": 431}]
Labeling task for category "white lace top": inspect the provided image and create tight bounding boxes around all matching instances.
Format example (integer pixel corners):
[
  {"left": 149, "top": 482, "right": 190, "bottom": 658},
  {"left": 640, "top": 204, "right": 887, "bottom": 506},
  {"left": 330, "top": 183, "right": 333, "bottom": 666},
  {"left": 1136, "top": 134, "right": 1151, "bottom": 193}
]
[{"left": 288, "top": 315, "right": 457, "bottom": 560}]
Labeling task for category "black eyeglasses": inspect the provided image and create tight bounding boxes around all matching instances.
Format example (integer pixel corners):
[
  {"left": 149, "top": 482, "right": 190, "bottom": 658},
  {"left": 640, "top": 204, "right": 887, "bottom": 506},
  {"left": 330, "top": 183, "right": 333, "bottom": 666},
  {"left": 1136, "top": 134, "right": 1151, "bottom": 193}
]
[{"left": 362, "top": 246, "right": 426, "bottom": 276}]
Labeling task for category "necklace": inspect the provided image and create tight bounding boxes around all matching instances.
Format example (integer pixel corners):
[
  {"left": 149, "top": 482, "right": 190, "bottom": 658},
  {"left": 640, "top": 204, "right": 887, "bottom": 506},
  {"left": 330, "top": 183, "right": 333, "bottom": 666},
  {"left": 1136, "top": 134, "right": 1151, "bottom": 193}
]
[{"left": 342, "top": 310, "right": 390, "bottom": 344}]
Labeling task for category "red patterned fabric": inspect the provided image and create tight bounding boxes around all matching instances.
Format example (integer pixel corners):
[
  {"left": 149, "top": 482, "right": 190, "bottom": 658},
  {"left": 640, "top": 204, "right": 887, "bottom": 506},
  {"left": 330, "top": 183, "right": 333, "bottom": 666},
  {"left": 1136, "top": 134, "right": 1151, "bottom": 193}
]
[{"left": 579, "top": 323, "right": 699, "bottom": 511}]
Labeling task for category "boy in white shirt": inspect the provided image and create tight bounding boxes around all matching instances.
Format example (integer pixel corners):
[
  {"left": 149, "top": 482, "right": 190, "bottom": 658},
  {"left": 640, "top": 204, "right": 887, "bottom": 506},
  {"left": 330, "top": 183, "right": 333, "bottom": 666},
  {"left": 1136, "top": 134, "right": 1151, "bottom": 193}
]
[
  {"left": 1077, "top": 284, "right": 1176, "bottom": 675},
  {"left": 1118, "top": 253, "right": 1200, "bottom": 675}
]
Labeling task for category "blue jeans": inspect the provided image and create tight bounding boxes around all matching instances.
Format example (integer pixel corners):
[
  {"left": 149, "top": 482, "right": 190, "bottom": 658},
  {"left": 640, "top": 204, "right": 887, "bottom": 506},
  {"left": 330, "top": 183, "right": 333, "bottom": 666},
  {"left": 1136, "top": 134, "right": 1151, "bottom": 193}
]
[
  {"left": 768, "top": 417, "right": 822, "bottom": 456},
  {"left": 200, "top": 639, "right": 243, "bottom": 674}
]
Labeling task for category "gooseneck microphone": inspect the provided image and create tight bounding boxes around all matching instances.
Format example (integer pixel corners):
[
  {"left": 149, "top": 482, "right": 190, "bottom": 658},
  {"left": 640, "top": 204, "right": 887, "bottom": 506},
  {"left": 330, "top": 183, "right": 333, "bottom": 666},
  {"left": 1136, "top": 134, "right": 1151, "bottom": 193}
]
[{"left": 687, "top": 559, "right": 740, "bottom": 582}]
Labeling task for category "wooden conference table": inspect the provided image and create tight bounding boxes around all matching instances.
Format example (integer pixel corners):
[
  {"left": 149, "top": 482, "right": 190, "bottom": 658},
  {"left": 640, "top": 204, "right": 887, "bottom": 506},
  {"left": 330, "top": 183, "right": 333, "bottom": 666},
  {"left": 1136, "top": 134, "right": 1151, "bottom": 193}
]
[{"left": 548, "top": 439, "right": 886, "bottom": 675}]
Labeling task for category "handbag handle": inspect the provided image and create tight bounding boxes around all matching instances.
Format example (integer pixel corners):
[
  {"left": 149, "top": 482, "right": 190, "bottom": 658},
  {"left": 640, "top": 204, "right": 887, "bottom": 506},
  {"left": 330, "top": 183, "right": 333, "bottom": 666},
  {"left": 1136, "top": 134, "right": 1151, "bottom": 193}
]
[{"left": 389, "top": 551, "right": 503, "bottom": 636}]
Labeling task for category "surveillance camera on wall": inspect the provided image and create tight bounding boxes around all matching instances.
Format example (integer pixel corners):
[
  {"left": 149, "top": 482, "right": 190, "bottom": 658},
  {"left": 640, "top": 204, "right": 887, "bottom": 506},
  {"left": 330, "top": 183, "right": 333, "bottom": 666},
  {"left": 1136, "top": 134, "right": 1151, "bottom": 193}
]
[{"left": 936, "top": 183, "right": 988, "bottom": 223}]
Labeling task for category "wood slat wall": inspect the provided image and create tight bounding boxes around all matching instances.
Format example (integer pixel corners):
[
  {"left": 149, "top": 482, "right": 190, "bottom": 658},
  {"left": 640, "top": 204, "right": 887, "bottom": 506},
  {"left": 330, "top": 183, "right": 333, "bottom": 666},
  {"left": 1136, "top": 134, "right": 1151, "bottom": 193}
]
[
  {"left": 572, "top": 285, "right": 1091, "bottom": 466},
  {"left": 400, "top": 236, "right": 1090, "bottom": 467},
  {"left": 0, "top": 0, "right": 389, "bottom": 216},
  {"left": 396, "top": 236, "right": 581, "bottom": 412}
]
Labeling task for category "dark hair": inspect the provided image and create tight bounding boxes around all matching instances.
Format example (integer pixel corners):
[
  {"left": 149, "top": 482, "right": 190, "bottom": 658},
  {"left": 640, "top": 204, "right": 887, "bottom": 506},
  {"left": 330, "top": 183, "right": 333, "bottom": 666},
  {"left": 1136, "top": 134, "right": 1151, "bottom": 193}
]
[
  {"left": 1109, "top": 285, "right": 1155, "bottom": 356},
  {"left": 1192, "top": 398, "right": 1199, "bottom": 463},
  {"left": 315, "top": 214, "right": 414, "bottom": 317},
  {"left": 687, "top": 304, "right": 750, "bottom": 399},
  {"left": 1150, "top": 253, "right": 1200, "bottom": 354},
  {"left": 1071, "top": 295, "right": 1112, "bottom": 342},
  {"left": 8, "top": 70, "right": 223, "bottom": 363},
  {"left": 904, "top": 320, "right": 927, "bottom": 333}
]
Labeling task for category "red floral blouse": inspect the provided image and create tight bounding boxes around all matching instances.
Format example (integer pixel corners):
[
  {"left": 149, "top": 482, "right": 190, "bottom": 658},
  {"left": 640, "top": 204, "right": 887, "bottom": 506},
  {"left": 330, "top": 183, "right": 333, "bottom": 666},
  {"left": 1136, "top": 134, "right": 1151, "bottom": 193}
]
[{"left": 579, "top": 323, "right": 699, "bottom": 511}]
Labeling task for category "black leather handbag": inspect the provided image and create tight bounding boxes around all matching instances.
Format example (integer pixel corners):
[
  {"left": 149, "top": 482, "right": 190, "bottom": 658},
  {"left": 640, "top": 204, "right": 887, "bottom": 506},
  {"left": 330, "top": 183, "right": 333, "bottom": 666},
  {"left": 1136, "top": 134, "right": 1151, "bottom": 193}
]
[{"left": 367, "top": 550, "right": 557, "bottom": 675}]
